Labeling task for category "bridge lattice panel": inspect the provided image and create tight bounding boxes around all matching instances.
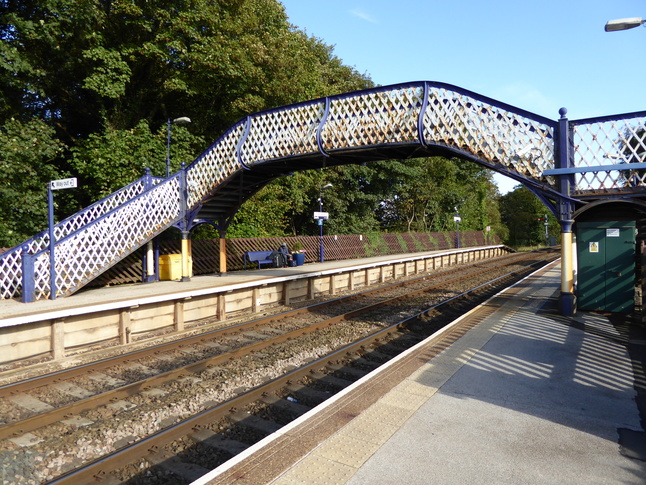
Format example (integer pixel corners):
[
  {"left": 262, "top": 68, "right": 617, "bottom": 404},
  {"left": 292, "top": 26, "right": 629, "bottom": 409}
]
[
  {"left": 322, "top": 85, "right": 421, "bottom": 149},
  {"left": 422, "top": 86, "right": 556, "bottom": 185},
  {"left": 0, "top": 175, "right": 163, "bottom": 300},
  {"left": 572, "top": 113, "right": 646, "bottom": 193},
  {"left": 233, "top": 83, "right": 559, "bottom": 189},
  {"left": 30, "top": 178, "right": 183, "bottom": 299},
  {"left": 187, "top": 125, "right": 245, "bottom": 208},
  {"left": 238, "top": 103, "right": 325, "bottom": 165}
]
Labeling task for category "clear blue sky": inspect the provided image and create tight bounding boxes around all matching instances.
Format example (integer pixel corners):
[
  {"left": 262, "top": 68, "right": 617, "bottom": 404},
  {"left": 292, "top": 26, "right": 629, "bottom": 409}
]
[{"left": 279, "top": 0, "right": 646, "bottom": 193}]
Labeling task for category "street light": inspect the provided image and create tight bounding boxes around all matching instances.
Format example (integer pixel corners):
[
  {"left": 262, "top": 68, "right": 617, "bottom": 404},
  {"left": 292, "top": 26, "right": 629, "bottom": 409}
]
[
  {"left": 318, "top": 183, "right": 333, "bottom": 263},
  {"left": 453, "top": 206, "right": 461, "bottom": 249},
  {"left": 605, "top": 17, "right": 645, "bottom": 32},
  {"left": 166, "top": 116, "right": 191, "bottom": 178}
]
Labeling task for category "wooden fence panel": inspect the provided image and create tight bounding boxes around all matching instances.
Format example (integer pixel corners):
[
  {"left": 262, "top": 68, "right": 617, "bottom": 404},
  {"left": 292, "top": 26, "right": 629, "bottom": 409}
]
[{"left": 87, "top": 231, "right": 500, "bottom": 288}]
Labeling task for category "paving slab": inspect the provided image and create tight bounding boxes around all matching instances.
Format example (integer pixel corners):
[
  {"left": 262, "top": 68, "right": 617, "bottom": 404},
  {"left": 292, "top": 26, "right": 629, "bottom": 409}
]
[
  {"left": 342, "top": 266, "right": 646, "bottom": 484},
  {"left": 205, "top": 263, "right": 646, "bottom": 485}
]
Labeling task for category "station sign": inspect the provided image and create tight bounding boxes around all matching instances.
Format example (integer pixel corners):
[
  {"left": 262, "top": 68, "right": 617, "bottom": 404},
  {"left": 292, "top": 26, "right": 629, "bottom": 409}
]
[
  {"left": 314, "top": 211, "right": 329, "bottom": 220},
  {"left": 50, "top": 178, "right": 78, "bottom": 190}
]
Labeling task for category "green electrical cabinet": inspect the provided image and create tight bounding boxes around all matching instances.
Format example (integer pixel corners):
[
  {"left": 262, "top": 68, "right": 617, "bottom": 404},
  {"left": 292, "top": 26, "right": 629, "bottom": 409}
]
[{"left": 576, "top": 221, "right": 636, "bottom": 313}]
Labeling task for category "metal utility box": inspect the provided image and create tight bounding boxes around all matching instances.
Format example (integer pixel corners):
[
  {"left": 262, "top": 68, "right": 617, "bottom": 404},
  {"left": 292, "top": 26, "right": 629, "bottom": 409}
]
[{"left": 576, "top": 221, "right": 636, "bottom": 313}]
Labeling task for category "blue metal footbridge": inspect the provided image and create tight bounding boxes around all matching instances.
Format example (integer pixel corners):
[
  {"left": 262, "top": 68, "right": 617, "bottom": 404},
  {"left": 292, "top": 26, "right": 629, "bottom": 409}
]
[{"left": 2, "top": 81, "right": 645, "bottom": 312}]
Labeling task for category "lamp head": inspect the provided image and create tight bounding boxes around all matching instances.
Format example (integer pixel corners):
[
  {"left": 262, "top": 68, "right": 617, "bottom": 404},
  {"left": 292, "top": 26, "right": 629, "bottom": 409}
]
[{"left": 605, "top": 17, "right": 645, "bottom": 32}]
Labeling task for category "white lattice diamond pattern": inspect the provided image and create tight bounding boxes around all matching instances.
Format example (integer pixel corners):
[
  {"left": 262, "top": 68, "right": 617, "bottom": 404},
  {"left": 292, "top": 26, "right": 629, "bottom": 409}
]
[
  {"left": 322, "top": 87, "right": 423, "bottom": 150},
  {"left": 0, "top": 175, "right": 160, "bottom": 299},
  {"left": 32, "top": 178, "right": 182, "bottom": 299},
  {"left": 423, "top": 87, "right": 555, "bottom": 185},
  {"left": 572, "top": 115, "right": 646, "bottom": 193},
  {"left": 187, "top": 125, "right": 244, "bottom": 208},
  {"left": 241, "top": 102, "right": 324, "bottom": 164}
]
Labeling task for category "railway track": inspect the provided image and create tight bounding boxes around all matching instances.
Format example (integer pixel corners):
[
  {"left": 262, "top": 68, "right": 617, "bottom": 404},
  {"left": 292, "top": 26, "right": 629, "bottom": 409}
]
[{"left": 0, "top": 249, "right": 558, "bottom": 484}]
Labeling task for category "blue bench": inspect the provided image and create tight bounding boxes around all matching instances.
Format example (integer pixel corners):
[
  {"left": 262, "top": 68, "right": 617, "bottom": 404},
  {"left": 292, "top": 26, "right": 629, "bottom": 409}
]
[{"left": 243, "top": 250, "right": 274, "bottom": 269}]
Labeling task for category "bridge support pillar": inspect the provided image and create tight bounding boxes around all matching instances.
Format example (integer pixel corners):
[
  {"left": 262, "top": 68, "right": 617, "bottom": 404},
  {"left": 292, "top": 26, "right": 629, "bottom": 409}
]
[
  {"left": 144, "top": 241, "right": 155, "bottom": 283},
  {"left": 181, "top": 230, "right": 191, "bottom": 282},
  {"left": 555, "top": 108, "right": 576, "bottom": 316},
  {"left": 219, "top": 238, "right": 227, "bottom": 275},
  {"left": 559, "top": 219, "right": 576, "bottom": 316}
]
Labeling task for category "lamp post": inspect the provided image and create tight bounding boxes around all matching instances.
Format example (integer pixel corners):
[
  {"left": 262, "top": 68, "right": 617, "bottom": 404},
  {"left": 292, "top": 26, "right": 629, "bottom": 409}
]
[
  {"left": 318, "top": 183, "right": 333, "bottom": 263},
  {"left": 605, "top": 17, "right": 645, "bottom": 32},
  {"left": 166, "top": 116, "right": 191, "bottom": 178},
  {"left": 454, "top": 206, "right": 461, "bottom": 249}
]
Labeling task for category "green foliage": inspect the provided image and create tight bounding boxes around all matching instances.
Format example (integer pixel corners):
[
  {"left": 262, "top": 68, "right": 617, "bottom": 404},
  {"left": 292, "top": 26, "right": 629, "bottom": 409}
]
[
  {"left": 0, "top": 0, "right": 372, "bottom": 232},
  {"left": 364, "top": 232, "right": 389, "bottom": 256},
  {"left": 0, "top": 0, "right": 515, "bottom": 251},
  {"left": 427, "top": 235, "right": 438, "bottom": 250},
  {"left": 376, "top": 157, "right": 503, "bottom": 235},
  {"left": 499, "top": 186, "right": 557, "bottom": 247},
  {"left": 0, "top": 118, "right": 65, "bottom": 247},
  {"left": 225, "top": 155, "right": 509, "bottom": 242},
  {"left": 411, "top": 234, "right": 427, "bottom": 252},
  {"left": 70, "top": 120, "right": 204, "bottom": 202},
  {"left": 228, "top": 182, "right": 292, "bottom": 237},
  {"left": 190, "top": 223, "right": 219, "bottom": 240},
  {"left": 396, "top": 234, "right": 407, "bottom": 252}
]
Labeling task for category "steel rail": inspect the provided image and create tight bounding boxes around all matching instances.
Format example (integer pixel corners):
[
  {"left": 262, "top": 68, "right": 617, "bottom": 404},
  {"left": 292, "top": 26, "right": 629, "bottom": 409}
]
[
  {"left": 0, "top": 251, "right": 552, "bottom": 442},
  {"left": 0, "top": 250, "right": 537, "bottom": 397},
  {"left": 45, "top": 255, "right": 557, "bottom": 485}
]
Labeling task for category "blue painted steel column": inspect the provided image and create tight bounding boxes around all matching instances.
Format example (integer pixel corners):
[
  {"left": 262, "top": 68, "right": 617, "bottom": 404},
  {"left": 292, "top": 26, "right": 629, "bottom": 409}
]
[
  {"left": 180, "top": 163, "right": 191, "bottom": 281},
  {"left": 417, "top": 82, "right": 430, "bottom": 147},
  {"left": 166, "top": 119, "right": 172, "bottom": 178},
  {"left": 236, "top": 116, "right": 252, "bottom": 170},
  {"left": 21, "top": 245, "right": 35, "bottom": 303},
  {"left": 319, "top": 197, "right": 324, "bottom": 263},
  {"left": 48, "top": 185, "right": 56, "bottom": 300},
  {"left": 556, "top": 108, "right": 576, "bottom": 315},
  {"left": 316, "top": 98, "right": 331, "bottom": 160},
  {"left": 142, "top": 167, "right": 156, "bottom": 283}
]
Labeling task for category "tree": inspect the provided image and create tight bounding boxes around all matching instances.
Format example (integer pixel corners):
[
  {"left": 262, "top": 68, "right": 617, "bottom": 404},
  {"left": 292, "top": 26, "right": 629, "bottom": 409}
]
[
  {"left": 0, "top": 118, "right": 65, "bottom": 247},
  {"left": 499, "top": 185, "right": 556, "bottom": 247},
  {"left": 377, "top": 157, "right": 501, "bottom": 234},
  {"left": 70, "top": 120, "right": 204, "bottom": 201},
  {"left": 226, "top": 156, "right": 507, "bottom": 240},
  {"left": 0, "top": 0, "right": 372, "bottom": 140},
  {"left": 0, "top": 0, "right": 373, "bottom": 241}
]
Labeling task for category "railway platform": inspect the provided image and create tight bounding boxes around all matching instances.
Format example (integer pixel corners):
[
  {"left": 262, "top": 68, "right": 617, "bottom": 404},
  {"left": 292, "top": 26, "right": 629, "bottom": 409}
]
[
  {"left": 0, "top": 246, "right": 498, "bottom": 323},
  {"left": 0, "top": 246, "right": 506, "bottom": 365},
  {"left": 195, "top": 262, "right": 646, "bottom": 485}
]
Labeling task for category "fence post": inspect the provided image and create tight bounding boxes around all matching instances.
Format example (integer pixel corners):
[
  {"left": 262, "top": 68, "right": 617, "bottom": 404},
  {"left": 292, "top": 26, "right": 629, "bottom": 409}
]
[{"left": 21, "top": 245, "right": 35, "bottom": 303}]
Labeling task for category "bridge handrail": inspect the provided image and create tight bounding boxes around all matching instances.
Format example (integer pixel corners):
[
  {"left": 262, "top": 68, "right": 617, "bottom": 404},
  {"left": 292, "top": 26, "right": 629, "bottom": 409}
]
[
  {"left": 571, "top": 110, "right": 646, "bottom": 193},
  {"left": 0, "top": 173, "right": 164, "bottom": 300},
  {"left": 25, "top": 174, "right": 182, "bottom": 300}
]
